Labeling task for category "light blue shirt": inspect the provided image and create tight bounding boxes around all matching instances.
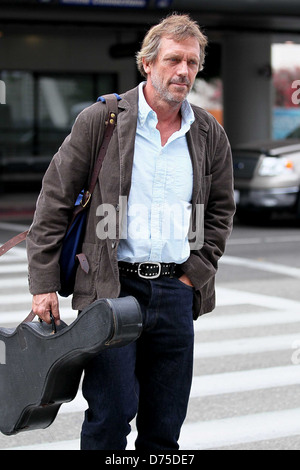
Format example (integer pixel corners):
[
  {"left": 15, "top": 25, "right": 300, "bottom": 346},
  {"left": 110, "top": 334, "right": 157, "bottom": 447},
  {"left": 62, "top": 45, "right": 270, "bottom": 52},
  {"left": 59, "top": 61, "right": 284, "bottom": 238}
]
[{"left": 117, "top": 82, "right": 194, "bottom": 263}]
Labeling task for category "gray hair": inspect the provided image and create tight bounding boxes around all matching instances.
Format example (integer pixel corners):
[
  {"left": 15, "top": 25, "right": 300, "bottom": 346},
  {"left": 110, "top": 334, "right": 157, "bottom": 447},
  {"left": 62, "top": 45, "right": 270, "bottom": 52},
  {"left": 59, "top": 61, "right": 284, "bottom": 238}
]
[{"left": 136, "top": 13, "right": 208, "bottom": 78}]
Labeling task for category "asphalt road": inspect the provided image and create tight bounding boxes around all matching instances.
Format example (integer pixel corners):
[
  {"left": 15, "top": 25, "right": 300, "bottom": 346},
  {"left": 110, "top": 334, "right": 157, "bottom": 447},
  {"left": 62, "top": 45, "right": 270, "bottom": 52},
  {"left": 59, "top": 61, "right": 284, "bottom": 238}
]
[{"left": 0, "top": 215, "right": 300, "bottom": 451}]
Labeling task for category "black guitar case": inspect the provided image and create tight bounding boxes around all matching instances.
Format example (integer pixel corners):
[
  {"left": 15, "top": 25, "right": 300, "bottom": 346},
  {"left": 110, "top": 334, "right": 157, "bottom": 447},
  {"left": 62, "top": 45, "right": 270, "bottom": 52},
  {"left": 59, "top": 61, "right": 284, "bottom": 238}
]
[{"left": 0, "top": 296, "right": 142, "bottom": 436}]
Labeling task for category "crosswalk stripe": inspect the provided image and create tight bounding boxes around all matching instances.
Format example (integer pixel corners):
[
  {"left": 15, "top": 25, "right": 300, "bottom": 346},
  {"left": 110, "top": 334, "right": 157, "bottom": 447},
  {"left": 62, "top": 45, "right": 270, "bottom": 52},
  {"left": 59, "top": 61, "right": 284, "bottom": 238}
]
[
  {"left": 0, "top": 249, "right": 27, "bottom": 260},
  {"left": 1, "top": 313, "right": 299, "bottom": 356},
  {"left": 216, "top": 286, "right": 300, "bottom": 310},
  {"left": 6, "top": 407, "right": 300, "bottom": 450},
  {"left": 190, "top": 365, "right": 300, "bottom": 397},
  {"left": 2, "top": 255, "right": 300, "bottom": 450},
  {"left": 221, "top": 255, "right": 300, "bottom": 279},
  {"left": 0, "top": 265, "right": 300, "bottom": 310},
  {"left": 0, "top": 264, "right": 28, "bottom": 274},
  {"left": 1, "top": 277, "right": 300, "bottom": 327},
  {"left": 4, "top": 439, "right": 80, "bottom": 451},
  {"left": 0, "top": 293, "right": 72, "bottom": 306},
  {"left": 194, "top": 310, "right": 300, "bottom": 331},
  {"left": 0, "top": 293, "right": 41, "bottom": 304},
  {"left": 179, "top": 407, "right": 300, "bottom": 450},
  {"left": 194, "top": 333, "right": 300, "bottom": 358},
  {"left": 0, "top": 308, "right": 76, "bottom": 324},
  {"left": 1, "top": 305, "right": 300, "bottom": 330},
  {"left": 59, "top": 363, "right": 300, "bottom": 416},
  {"left": 0, "top": 277, "right": 29, "bottom": 289}
]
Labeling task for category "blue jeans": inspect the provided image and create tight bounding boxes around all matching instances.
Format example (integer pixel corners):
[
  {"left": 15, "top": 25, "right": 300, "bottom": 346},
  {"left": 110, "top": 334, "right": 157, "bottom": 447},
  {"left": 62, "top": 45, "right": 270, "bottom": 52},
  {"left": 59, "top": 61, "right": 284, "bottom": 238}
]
[{"left": 80, "top": 274, "right": 194, "bottom": 450}]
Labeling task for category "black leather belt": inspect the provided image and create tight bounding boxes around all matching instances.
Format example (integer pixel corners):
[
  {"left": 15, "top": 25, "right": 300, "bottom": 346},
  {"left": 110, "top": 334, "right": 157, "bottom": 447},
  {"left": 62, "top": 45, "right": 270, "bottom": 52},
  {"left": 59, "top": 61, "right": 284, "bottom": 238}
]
[{"left": 118, "top": 261, "right": 183, "bottom": 279}]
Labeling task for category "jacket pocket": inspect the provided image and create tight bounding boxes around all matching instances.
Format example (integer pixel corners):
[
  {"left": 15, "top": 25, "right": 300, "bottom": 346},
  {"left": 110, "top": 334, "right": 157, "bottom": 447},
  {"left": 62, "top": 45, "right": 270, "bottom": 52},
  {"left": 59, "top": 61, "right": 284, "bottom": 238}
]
[
  {"left": 73, "top": 242, "right": 102, "bottom": 297},
  {"left": 193, "top": 278, "right": 216, "bottom": 319}
]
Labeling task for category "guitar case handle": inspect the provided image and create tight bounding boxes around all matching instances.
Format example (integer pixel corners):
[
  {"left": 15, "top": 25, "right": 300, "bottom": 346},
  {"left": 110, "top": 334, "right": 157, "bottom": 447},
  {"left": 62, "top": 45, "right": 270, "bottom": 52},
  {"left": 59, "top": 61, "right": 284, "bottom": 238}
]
[{"left": 23, "top": 311, "right": 57, "bottom": 335}]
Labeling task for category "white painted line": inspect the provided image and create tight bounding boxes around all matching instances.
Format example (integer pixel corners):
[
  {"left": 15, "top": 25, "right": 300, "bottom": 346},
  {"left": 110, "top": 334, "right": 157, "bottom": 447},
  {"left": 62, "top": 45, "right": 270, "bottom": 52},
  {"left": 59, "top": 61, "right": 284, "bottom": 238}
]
[
  {"left": 7, "top": 247, "right": 27, "bottom": 259},
  {"left": 7, "top": 407, "right": 300, "bottom": 450},
  {"left": 0, "top": 247, "right": 27, "bottom": 260},
  {"left": 0, "top": 307, "right": 75, "bottom": 324},
  {"left": 59, "top": 364, "right": 300, "bottom": 416},
  {"left": 0, "top": 263, "right": 28, "bottom": 274},
  {"left": 60, "top": 393, "right": 86, "bottom": 414},
  {"left": 195, "top": 310, "right": 300, "bottom": 332},
  {"left": 216, "top": 286, "right": 300, "bottom": 310},
  {"left": 228, "top": 235, "right": 300, "bottom": 246},
  {"left": 221, "top": 255, "right": 300, "bottom": 279},
  {"left": 4, "top": 439, "right": 80, "bottom": 451},
  {"left": 178, "top": 407, "right": 300, "bottom": 450},
  {"left": 0, "top": 277, "right": 28, "bottom": 289},
  {"left": 0, "top": 293, "right": 72, "bottom": 308},
  {"left": 0, "top": 293, "right": 34, "bottom": 304},
  {"left": 191, "top": 365, "right": 300, "bottom": 397},
  {"left": 227, "top": 237, "right": 262, "bottom": 246},
  {"left": 265, "top": 235, "right": 300, "bottom": 244},
  {"left": 194, "top": 333, "right": 300, "bottom": 358}
]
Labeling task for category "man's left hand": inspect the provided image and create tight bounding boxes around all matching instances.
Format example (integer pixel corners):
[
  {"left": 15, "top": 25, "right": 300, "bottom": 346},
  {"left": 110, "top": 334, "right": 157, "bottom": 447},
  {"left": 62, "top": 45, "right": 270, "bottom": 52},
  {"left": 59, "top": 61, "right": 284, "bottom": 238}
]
[{"left": 178, "top": 273, "right": 194, "bottom": 287}]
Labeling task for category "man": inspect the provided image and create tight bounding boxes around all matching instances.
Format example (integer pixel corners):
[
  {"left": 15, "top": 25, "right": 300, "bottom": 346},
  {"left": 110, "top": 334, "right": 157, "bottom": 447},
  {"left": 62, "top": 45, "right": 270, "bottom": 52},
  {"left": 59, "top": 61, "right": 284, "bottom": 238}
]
[{"left": 27, "top": 14, "right": 235, "bottom": 450}]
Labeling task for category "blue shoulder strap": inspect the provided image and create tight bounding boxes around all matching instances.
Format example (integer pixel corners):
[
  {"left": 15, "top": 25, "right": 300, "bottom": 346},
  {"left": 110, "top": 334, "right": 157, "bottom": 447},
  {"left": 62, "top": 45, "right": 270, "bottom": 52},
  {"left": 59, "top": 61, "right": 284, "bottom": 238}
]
[{"left": 97, "top": 93, "right": 122, "bottom": 103}]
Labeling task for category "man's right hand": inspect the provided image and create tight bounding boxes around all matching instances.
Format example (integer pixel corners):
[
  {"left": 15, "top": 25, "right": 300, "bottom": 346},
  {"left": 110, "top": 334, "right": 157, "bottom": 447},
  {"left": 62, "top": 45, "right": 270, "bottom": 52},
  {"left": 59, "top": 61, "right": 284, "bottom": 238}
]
[{"left": 32, "top": 292, "right": 60, "bottom": 325}]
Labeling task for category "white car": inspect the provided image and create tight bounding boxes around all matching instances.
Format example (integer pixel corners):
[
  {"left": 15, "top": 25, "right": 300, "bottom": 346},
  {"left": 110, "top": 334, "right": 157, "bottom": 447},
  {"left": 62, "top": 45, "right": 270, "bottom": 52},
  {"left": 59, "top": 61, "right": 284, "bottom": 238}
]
[{"left": 233, "top": 139, "right": 300, "bottom": 222}]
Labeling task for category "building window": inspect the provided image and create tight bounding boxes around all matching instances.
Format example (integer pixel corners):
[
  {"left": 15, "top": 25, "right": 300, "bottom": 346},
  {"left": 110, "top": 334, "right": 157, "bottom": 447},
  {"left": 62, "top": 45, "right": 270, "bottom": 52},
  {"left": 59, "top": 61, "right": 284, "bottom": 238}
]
[{"left": 0, "top": 71, "right": 117, "bottom": 189}]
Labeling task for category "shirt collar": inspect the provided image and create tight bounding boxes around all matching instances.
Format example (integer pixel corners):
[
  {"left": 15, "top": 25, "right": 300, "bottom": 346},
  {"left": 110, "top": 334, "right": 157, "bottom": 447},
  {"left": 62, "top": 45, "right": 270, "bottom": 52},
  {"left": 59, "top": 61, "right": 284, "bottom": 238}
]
[
  {"left": 138, "top": 82, "right": 155, "bottom": 127},
  {"left": 138, "top": 81, "right": 195, "bottom": 130}
]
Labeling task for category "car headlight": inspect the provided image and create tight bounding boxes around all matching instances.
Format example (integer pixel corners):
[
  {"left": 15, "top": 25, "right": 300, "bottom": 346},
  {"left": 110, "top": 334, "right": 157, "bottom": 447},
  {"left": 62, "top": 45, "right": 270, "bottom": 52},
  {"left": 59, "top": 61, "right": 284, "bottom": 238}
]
[{"left": 258, "top": 157, "right": 294, "bottom": 176}]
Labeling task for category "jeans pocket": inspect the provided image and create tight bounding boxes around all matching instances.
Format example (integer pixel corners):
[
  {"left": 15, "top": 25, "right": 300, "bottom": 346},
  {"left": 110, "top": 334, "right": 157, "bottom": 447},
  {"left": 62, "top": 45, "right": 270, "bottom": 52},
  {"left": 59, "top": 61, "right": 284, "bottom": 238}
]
[{"left": 173, "top": 276, "right": 194, "bottom": 291}]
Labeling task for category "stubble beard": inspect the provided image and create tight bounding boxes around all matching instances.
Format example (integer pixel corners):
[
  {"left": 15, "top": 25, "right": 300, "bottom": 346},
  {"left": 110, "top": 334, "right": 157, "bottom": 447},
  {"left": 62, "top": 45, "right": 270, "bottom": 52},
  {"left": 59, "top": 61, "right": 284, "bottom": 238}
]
[{"left": 150, "top": 73, "right": 191, "bottom": 106}]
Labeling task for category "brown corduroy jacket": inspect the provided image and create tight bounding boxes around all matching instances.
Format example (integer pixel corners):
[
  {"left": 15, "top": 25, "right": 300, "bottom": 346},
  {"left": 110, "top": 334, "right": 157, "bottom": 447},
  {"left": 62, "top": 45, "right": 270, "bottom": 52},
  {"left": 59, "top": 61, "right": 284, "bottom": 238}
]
[{"left": 27, "top": 86, "right": 235, "bottom": 319}]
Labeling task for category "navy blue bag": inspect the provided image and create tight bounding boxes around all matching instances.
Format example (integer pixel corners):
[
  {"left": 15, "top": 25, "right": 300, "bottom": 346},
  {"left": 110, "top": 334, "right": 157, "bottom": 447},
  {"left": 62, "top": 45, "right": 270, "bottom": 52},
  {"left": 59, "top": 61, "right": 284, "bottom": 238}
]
[
  {"left": 58, "top": 94, "right": 120, "bottom": 297},
  {"left": 58, "top": 191, "right": 88, "bottom": 297}
]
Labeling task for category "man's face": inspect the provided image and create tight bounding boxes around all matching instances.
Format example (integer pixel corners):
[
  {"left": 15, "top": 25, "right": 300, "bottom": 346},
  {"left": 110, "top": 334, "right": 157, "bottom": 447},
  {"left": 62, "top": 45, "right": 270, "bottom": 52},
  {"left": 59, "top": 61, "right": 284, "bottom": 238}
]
[{"left": 143, "top": 36, "right": 200, "bottom": 105}]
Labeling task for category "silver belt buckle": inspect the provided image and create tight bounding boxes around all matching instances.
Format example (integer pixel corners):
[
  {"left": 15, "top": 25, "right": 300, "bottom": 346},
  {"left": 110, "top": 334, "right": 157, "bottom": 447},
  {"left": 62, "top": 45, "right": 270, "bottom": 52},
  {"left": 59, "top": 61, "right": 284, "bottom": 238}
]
[{"left": 137, "top": 262, "right": 161, "bottom": 279}]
